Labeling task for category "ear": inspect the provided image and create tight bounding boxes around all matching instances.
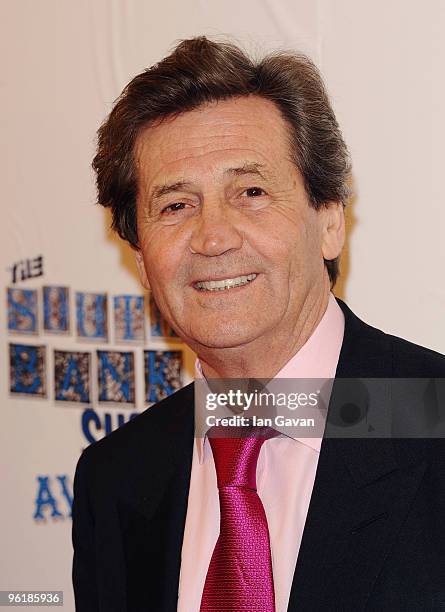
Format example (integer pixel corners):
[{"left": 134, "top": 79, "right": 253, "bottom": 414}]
[
  {"left": 134, "top": 250, "right": 151, "bottom": 290},
  {"left": 320, "top": 202, "right": 345, "bottom": 261}
]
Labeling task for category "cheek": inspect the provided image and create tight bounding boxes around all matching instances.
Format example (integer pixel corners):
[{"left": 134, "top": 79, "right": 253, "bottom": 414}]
[
  {"left": 142, "top": 232, "right": 188, "bottom": 295},
  {"left": 249, "top": 217, "right": 307, "bottom": 270},
  {"left": 264, "top": 220, "right": 323, "bottom": 280},
  {"left": 146, "top": 251, "right": 175, "bottom": 289}
]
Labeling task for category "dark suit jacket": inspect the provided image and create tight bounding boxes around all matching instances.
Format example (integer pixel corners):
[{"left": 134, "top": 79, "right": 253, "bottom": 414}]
[{"left": 72, "top": 299, "right": 445, "bottom": 611}]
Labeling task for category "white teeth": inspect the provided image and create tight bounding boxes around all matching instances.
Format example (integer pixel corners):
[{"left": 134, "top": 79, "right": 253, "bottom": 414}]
[{"left": 195, "top": 273, "right": 257, "bottom": 291}]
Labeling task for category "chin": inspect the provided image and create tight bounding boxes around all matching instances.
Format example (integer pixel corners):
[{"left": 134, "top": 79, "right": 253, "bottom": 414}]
[{"left": 187, "top": 320, "right": 268, "bottom": 350}]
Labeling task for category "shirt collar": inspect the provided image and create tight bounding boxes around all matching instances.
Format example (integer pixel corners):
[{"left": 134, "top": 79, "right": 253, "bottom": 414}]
[{"left": 194, "top": 292, "right": 345, "bottom": 463}]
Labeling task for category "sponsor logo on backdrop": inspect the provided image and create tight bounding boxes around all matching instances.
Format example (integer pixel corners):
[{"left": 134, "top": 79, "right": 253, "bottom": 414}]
[
  {"left": 7, "top": 285, "right": 184, "bottom": 429},
  {"left": 7, "top": 282, "right": 185, "bottom": 524}
]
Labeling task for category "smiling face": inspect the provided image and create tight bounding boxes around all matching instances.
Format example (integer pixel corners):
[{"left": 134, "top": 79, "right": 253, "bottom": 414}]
[{"left": 134, "top": 95, "right": 344, "bottom": 362}]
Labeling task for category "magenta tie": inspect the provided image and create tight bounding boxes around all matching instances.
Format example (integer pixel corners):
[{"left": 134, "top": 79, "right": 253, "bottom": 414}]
[{"left": 200, "top": 428, "right": 276, "bottom": 612}]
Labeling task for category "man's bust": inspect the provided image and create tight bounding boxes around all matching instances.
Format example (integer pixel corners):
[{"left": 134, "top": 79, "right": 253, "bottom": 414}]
[{"left": 72, "top": 36, "right": 445, "bottom": 611}]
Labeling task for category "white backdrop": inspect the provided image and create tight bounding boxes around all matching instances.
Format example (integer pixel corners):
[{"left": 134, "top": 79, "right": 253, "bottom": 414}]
[{"left": 1, "top": 1, "right": 444, "bottom": 610}]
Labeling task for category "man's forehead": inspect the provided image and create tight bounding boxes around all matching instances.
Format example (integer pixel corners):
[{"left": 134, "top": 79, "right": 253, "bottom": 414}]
[{"left": 134, "top": 96, "right": 292, "bottom": 168}]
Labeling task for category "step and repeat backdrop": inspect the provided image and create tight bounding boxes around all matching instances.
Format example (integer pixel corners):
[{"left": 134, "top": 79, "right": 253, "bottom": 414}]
[{"left": 1, "top": 1, "right": 444, "bottom": 609}]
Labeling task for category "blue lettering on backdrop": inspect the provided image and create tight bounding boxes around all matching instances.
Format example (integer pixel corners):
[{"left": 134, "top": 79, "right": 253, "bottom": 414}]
[
  {"left": 43, "top": 286, "right": 69, "bottom": 332},
  {"left": 114, "top": 295, "right": 144, "bottom": 341},
  {"left": 145, "top": 350, "right": 180, "bottom": 402},
  {"left": 10, "top": 344, "right": 44, "bottom": 394},
  {"left": 33, "top": 475, "right": 73, "bottom": 520},
  {"left": 150, "top": 302, "right": 163, "bottom": 336},
  {"left": 4, "top": 280, "right": 186, "bottom": 525},
  {"left": 7, "top": 288, "right": 38, "bottom": 333},
  {"left": 56, "top": 475, "right": 73, "bottom": 517},
  {"left": 76, "top": 292, "right": 107, "bottom": 339},
  {"left": 82, "top": 408, "right": 101, "bottom": 444},
  {"left": 81, "top": 407, "right": 140, "bottom": 444},
  {"left": 57, "top": 354, "right": 89, "bottom": 402},
  {"left": 97, "top": 350, "right": 133, "bottom": 403}
]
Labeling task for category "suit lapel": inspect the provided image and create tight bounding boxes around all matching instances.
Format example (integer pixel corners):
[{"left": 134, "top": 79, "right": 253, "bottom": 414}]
[{"left": 287, "top": 299, "right": 427, "bottom": 611}]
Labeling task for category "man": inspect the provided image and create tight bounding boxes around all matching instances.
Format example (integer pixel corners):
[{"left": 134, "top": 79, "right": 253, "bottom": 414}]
[{"left": 72, "top": 37, "right": 445, "bottom": 611}]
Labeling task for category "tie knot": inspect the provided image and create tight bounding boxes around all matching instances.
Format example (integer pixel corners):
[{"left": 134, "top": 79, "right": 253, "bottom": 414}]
[{"left": 208, "top": 426, "right": 277, "bottom": 490}]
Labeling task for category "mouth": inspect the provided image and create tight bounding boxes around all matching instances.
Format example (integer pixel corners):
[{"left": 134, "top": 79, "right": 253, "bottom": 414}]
[{"left": 193, "top": 273, "right": 258, "bottom": 292}]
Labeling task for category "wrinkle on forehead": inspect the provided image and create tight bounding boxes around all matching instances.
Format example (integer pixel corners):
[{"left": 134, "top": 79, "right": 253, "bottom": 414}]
[
  {"left": 134, "top": 96, "right": 296, "bottom": 193},
  {"left": 135, "top": 96, "right": 291, "bottom": 156}
]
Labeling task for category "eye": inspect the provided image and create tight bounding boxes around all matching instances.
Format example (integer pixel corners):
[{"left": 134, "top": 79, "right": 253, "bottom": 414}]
[
  {"left": 161, "top": 202, "right": 189, "bottom": 214},
  {"left": 242, "top": 187, "right": 266, "bottom": 197}
]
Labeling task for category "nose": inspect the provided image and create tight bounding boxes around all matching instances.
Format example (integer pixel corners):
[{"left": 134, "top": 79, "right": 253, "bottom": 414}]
[{"left": 189, "top": 201, "right": 243, "bottom": 257}]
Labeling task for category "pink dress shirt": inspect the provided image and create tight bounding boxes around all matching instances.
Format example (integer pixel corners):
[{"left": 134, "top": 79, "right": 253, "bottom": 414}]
[{"left": 177, "top": 293, "right": 345, "bottom": 612}]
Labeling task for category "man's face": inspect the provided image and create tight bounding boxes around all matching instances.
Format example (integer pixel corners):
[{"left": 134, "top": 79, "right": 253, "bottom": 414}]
[{"left": 135, "top": 96, "right": 343, "bottom": 353}]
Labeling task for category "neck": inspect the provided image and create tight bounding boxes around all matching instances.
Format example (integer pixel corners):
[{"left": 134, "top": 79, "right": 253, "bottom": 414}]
[{"left": 198, "top": 278, "right": 331, "bottom": 380}]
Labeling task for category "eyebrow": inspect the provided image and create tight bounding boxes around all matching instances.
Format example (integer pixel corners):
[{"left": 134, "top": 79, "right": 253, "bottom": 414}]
[
  {"left": 224, "top": 162, "right": 269, "bottom": 180},
  {"left": 149, "top": 162, "right": 271, "bottom": 207},
  {"left": 151, "top": 180, "right": 193, "bottom": 202}
]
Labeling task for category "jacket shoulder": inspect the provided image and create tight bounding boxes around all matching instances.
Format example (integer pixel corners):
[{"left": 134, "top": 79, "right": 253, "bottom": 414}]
[
  {"left": 79, "top": 382, "right": 194, "bottom": 474},
  {"left": 387, "top": 333, "right": 445, "bottom": 377},
  {"left": 336, "top": 297, "right": 445, "bottom": 377}
]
